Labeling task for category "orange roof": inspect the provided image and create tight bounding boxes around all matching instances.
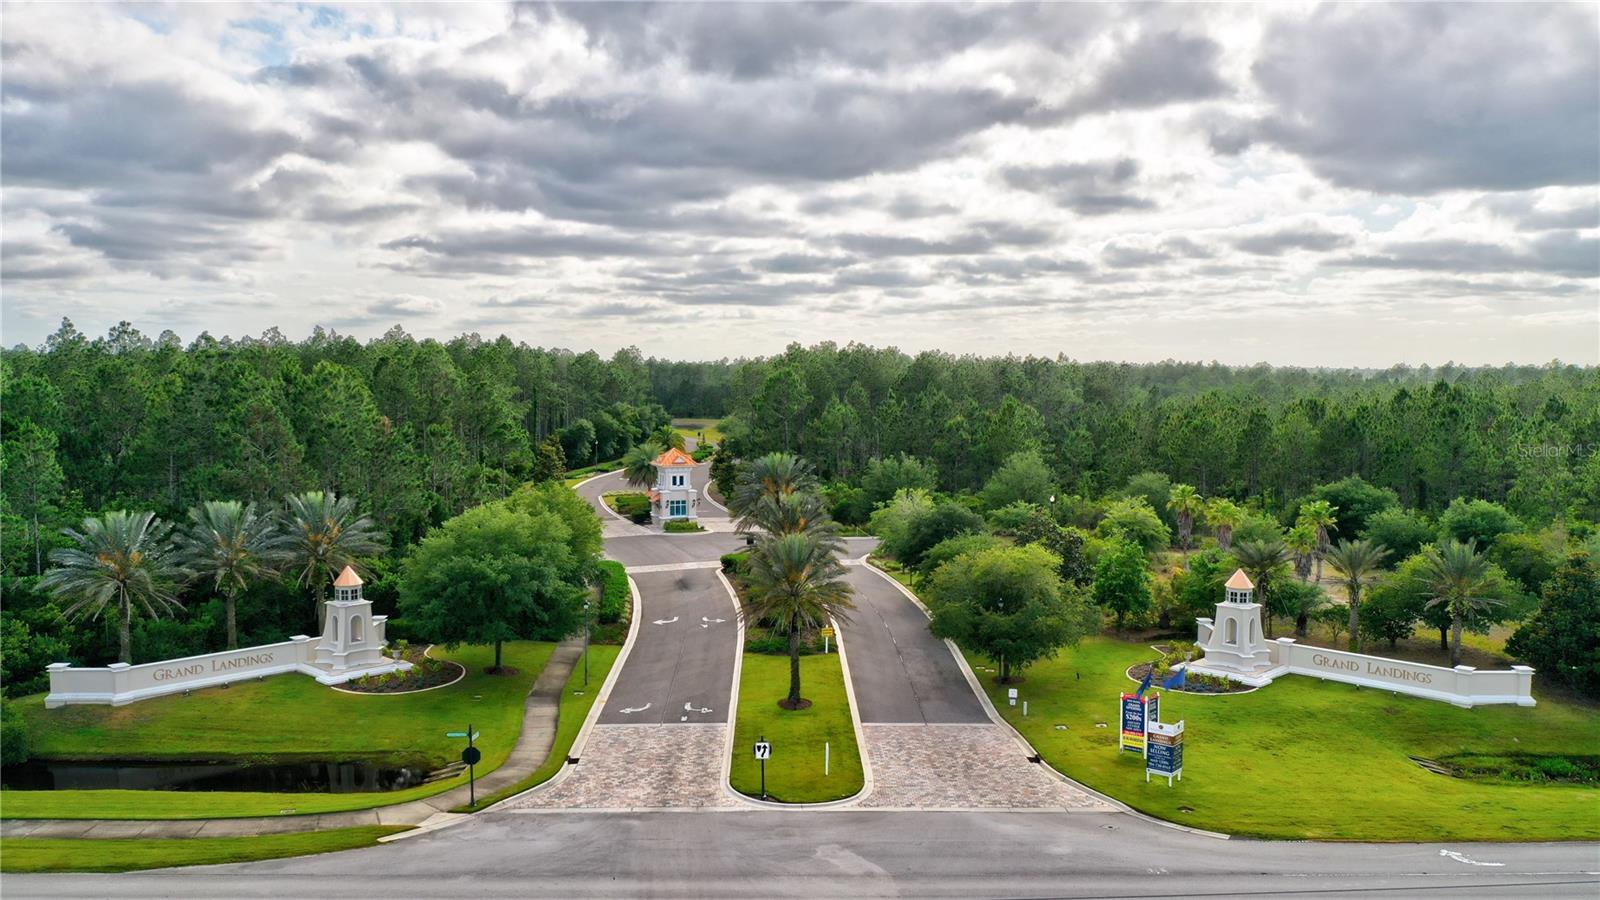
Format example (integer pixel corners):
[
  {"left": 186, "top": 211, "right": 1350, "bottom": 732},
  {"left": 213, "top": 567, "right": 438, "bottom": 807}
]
[
  {"left": 1225, "top": 569, "right": 1254, "bottom": 591},
  {"left": 333, "top": 565, "right": 363, "bottom": 588},
  {"left": 653, "top": 447, "right": 696, "bottom": 467}
]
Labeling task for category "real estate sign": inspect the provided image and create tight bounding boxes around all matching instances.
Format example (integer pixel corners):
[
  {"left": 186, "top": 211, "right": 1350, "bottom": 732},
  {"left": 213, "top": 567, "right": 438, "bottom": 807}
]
[
  {"left": 1147, "top": 719, "right": 1185, "bottom": 786},
  {"left": 1119, "top": 691, "right": 1159, "bottom": 756}
]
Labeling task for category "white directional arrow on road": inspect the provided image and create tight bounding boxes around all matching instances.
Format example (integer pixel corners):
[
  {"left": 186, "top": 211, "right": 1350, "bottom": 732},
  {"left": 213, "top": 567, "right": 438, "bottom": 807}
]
[
  {"left": 683, "top": 701, "right": 714, "bottom": 714},
  {"left": 652, "top": 616, "right": 679, "bottom": 625},
  {"left": 700, "top": 616, "right": 727, "bottom": 628},
  {"left": 619, "top": 703, "right": 652, "bottom": 714}
]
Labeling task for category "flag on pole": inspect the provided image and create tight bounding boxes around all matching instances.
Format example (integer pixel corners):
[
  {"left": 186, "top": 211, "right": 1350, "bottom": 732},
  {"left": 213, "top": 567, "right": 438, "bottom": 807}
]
[
  {"left": 1163, "top": 667, "right": 1186, "bottom": 690},
  {"left": 1136, "top": 669, "right": 1154, "bottom": 697}
]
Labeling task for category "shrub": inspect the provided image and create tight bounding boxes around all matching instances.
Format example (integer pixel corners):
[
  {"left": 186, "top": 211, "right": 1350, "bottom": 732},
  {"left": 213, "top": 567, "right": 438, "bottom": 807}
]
[
  {"left": 596, "top": 560, "right": 630, "bottom": 625},
  {"left": 664, "top": 520, "right": 704, "bottom": 533},
  {"left": 1, "top": 701, "right": 29, "bottom": 766},
  {"left": 721, "top": 552, "right": 750, "bottom": 574}
]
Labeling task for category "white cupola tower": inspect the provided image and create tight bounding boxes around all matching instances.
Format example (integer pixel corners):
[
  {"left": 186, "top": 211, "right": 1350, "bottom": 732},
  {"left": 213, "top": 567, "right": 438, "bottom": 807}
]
[
  {"left": 1190, "top": 568, "right": 1280, "bottom": 685},
  {"left": 315, "top": 566, "right": 389, "bottom": 673},
  {"left": 651, "top": 447, "right": 700, "bottom": 521}
]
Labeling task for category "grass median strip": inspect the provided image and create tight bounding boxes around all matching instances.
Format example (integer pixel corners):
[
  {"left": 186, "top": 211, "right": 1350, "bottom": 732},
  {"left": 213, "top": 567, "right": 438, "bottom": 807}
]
[
  {"left": 3, "top": 642, "right": 554, "bottom": 820},
  {"left": 0, "top": 826, "right": 410, "bottom": 873},
  {"left": 964, "top": 637, "right": 1600, "bottom": 842},
  {"left": 457, "top": 643, "right": 621, "bottom": 811},
  {"left": 729, "top": 652, "right": 863, "bottom": 803}
]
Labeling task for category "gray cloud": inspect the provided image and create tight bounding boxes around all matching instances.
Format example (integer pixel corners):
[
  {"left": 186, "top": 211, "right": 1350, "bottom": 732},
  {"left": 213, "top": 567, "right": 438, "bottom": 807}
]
[
  {"left": 1002, "top": 158, "right": 1153, "bottom": 214},
  {"left": 1333, "top": 232, "right": 1600, "bottom": 279},
  {"left": 1068, "top": 30, "right": 1230, "bottom": 114},
  {"left": 1248, "top": 3, "right": 1600, "bottom": 193},
  {"left": 1232, "top": 226, "right": 1353, "bottom": 256}
]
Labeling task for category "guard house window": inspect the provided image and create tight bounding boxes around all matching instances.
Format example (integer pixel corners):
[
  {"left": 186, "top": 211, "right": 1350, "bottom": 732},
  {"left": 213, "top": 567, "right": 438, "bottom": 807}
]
[
  {"left": 671, "top": 473, "right": 686, "bottom": 487},
  {"left": 668, "top": 499, "right": 688, "bottom": 517}
]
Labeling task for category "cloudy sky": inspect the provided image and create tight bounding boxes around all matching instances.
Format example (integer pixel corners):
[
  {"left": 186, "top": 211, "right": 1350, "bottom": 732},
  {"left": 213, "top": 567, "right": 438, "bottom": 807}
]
[{"left": 3, "top": 2, "right": 1596, "bottom": 364}]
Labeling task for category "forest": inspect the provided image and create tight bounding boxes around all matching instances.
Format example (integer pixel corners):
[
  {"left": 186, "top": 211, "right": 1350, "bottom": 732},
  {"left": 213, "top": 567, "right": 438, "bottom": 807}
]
[{"left": 3, "top": 319, "right": 1598, "bottom": 700}]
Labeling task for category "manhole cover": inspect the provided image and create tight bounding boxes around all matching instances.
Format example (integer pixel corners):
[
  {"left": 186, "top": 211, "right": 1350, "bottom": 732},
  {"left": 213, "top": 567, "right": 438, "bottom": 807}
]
[
  {"left": 1178, "top": 806, "right": 1194, "bottom": 813},
  {"left": 1054, "top": 724, "right": 1069, "bottom": 731}
]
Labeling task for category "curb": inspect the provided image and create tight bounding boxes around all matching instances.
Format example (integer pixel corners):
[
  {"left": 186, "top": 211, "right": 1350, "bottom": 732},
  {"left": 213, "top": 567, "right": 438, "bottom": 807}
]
[{"left": 860, "top": 559, "right": 1231, "bottom": 841}]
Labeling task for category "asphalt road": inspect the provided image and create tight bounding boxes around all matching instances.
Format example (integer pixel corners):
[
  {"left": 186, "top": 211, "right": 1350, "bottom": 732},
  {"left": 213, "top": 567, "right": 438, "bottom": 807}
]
[
  {"left": 596, "top": 567, "right": 738, "bottom": 725},
  {"left": 10, "top": 811, "right": 1595, "bottom": 899},
  {"left": 839, "top": 564, "right": 989, "bottom": 724}
]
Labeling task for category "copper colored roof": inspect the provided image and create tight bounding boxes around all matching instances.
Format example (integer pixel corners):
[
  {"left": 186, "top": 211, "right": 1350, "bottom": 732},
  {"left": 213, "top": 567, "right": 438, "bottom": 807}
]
[
  {"left": 1225, "top": 569, "right": 1254, "bottom": 591},
  {"left": 653, "top": 447, "right": 696, "bottom": 466},
  {"left": 333, "top": 565, "right": 363, "bottom": 588}
]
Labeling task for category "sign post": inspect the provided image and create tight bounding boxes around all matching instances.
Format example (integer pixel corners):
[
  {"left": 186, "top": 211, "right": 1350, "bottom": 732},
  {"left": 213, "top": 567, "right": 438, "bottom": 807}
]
[
  {"left": 447, "top": 725, "right": 482, "bottom": 807},
  {"left": 1119, "top": 691, "right": 1160, "bottom": 757},
  {"left": 754, "top": 736, "right": 772, "bottom": 800},
  {"left": 821, "top": 626, "right": 834, "bottom": 654},
  {"left": 1146, "top": 720, "right": 1185, "bottom": 786}
]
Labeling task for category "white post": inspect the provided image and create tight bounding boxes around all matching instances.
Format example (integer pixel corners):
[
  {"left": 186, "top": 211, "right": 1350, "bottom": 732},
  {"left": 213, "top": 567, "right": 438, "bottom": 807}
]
[
  {"left": 824, "top": 634, "right": 830, "bottom": 654},
  {"left": 825, "top": 742, "right": 830, "bottom": 776},
  {"left": 1022, "top": 700, "right": 1028, "bottom": 717}
]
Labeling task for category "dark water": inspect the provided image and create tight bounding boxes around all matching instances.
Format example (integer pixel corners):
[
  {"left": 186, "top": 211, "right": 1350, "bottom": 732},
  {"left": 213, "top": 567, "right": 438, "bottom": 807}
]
[{"left": 1, "top": 758, "right": 431, "bottom": 793}]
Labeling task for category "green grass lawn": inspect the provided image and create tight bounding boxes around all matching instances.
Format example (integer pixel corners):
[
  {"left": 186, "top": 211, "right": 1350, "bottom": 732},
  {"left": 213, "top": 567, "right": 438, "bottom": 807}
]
[
  {"left": 0, "top": 825, "right": 408, "bottom": 873},
  {"left": 671, "top": 418, "right": 723, "bottom": 445},
  {"left": 2, "top": 642, "right": 555, "bottom": 820},
  {"left": 966, "top": 637, "right": 1600, "bottom": 841},
  {"left": 729, "top": 652, "right": 863, "bottom": 803},
  {"left": 456, "top": 643, "right": 621, "bottom": 811},
  {"left": 563, "top": 460, "right": 622, "bottom": 488}
]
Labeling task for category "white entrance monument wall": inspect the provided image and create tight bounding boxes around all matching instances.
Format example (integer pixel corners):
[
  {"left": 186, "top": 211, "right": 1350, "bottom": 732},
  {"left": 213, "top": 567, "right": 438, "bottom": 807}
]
[
  {"left": 45, "top": 566, "right": 410, "bottom": 708},
  {"left": 1264, "top": 638, "right": 1535, "bottom": 708}
]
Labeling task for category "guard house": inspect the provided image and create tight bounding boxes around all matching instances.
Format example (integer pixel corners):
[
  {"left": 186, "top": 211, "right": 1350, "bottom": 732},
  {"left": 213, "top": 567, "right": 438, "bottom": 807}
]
[
  {"left": 1189, "top": 568, "right": 1282, "bottom": 686},
  {"left": 650, "top": 446, "right": 700, "bottom": 521},
  {"left": 315, "top": 566, "right": 390, "bottom": 674}
]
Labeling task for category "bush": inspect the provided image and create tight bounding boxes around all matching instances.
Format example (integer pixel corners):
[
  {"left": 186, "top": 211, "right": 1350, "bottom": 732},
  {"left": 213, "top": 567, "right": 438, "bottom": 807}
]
[
  {"left": 1, "top": 700, "right": 30, "bottom": 766},
  {"left": 596, "top": 560, "right": 630, "bottom": 625},
  {"left": 721, "top": 551, "right": 750, "bottom": 574},
  {"left": 691, "top": 446, "right": 714, "bottom": 462},
  {"left": 664, "top": 520, "right": 704, "bottom": 533}
]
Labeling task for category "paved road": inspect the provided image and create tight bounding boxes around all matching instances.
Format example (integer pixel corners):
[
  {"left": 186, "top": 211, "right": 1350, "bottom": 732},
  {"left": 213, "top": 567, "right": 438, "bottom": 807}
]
[
  {"left": 10, "top": 811, "right": 1595, "bottom": 899},
  {"left": 597, "top": 568, "right": 738, "bottom": 726},
  {"left": 838, "top": 564, "right": 988, "bottom": 724}
]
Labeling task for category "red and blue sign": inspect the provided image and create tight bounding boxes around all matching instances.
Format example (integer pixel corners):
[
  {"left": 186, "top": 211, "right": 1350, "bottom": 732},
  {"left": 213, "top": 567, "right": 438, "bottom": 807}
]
[{"left": 1119, "top": 691, "right": 1159, "bottom": 756}]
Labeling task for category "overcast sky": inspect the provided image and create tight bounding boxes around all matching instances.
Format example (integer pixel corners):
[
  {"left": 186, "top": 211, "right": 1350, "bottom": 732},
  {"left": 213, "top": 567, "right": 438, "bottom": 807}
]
[{"left": 3, "top": 2, "right": 1597, "bottom": 364}]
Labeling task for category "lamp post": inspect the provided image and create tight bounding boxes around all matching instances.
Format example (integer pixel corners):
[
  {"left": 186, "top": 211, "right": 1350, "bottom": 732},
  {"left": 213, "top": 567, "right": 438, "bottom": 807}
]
[{"left": 582, "top": 600, "right": 591, "bottom": 688}]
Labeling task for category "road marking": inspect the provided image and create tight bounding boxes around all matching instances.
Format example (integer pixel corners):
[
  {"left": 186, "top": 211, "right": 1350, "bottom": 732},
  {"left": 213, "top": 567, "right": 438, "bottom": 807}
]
[
  {"left": 684, "top": 701, "right": 714, "bottom": 714},
  {"left": 625, "top": 561, "right": 723, "bottom": 574},
  {"left": 619, "top": 703, "right": 652, "bottom": 714},
  {"left": 1440, "top": 849, "right": 1505, "bottom": 867},
  {"left": 652, "top": 616, "right": 679, "bottom": 625},
  {"left": 701, "top": 616, "right": 727, "bottom": 628}
]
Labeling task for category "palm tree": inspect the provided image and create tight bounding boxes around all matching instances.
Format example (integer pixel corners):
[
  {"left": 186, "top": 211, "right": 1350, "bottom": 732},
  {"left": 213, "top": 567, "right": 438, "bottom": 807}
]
[
  {"left": 1420, "top": 540, "right": 1501, "bottom": 666},
  {"left": 742, "top": 489, "right": 836, "bottom": 538},
  {"left": 1167, "top": 484, "right": 1203, "bottom": 566},
  {"left": 1286, "top": 523, "right": 1316, "bottom": 582},
  {"left": 1325, "top": 539, "right": 1389, "bottom": 652},
  {"left": 1205, "top": 498, "right": 1244, "bottom": 551},
  {"left": 1297, "top": 500, "right": 1339, "bottom": 583},
  {"left": 176, "top": 500, "right": 286, "bottom": 650},
  {"left": 731, "top": 452, "right": 819, "bottom": 534},
  {"left": 41, "top": 510, "right": 185, "bottom": 664},
  {"left": 648, "top": 425, "right": 687, "bottom": 451},
  {"left": 1233, "top": 538, "right": 1289, "bottom": 638},
  {"left": 621, "top": 442, "right": 664, "bottom": 490},
  {"left": 741, "top": 532, "right": 855, "bottom": 709},
  {"left": 281, "top": 491, "right": 386, "bottom": 629}
]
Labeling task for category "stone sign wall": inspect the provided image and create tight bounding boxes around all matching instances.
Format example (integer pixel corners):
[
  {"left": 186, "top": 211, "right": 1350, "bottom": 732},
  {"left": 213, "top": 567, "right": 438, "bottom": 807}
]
[{"left": 1268, "top": 638, "right": 1535, "bottom": 708}]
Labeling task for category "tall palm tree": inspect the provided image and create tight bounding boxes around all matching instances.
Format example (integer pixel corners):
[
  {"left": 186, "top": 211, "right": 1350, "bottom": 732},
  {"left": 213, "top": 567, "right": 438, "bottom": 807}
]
[
  {"left": 741, "top": 532, "right": 855, "bottom": 709},
  {"left": 731, "top": 452, "right": 819, "bottom": 534},
  {"left": 281, "top": 491, "right": 386, "bottom": 629},
  {"left": 1167, "top": 484, "right": 1203, "bottom": 566},
  {"left": 1325, "top": 539, "right": 1389, "bottom": 652},
  {"left": 1286, "top": 523, "right": 1316, "bottom": 582},
  {"left": 621, "top": 441, "right": 664, "bottom": 490},
  {"left": 742, "top": 489, "right": 836, "bottom": 538},
  {"left": 1297, "top": 500, "right": 1339, "bottom": 583},
  {"left": 1420, "top": 540, "right": 1501, "bottom": 666},
  {"left": 176, "top": 500, "right": 286, "bottom": 650},
  {"left": 1233, "top": 538, "right": 1289, "bottom": 638},
  {"left": 41, "top": 510, "right": 185, "bottom": 664},
  {"left": 1205, "top": 498, "right": 1244, "bottom": 551},
  {"left": 648, "top": 425, "right": 687, "bottom": 451}
]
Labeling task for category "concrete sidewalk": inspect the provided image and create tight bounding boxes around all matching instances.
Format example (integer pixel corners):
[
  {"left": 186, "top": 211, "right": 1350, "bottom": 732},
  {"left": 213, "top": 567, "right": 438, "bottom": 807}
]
[{"left": 1, "top": 636, "right": 588, "bottom": 839}]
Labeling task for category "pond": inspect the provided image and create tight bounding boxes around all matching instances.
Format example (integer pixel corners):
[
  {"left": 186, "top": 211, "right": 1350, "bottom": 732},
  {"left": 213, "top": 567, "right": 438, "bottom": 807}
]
[{"left": 1, "top": 758, "right": 434, "bottom": 793}]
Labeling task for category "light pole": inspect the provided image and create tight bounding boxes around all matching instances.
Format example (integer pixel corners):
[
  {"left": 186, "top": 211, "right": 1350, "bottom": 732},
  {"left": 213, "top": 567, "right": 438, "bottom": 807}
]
[{"left": 582, "top": 600, "right": 591, "bottom": 688}]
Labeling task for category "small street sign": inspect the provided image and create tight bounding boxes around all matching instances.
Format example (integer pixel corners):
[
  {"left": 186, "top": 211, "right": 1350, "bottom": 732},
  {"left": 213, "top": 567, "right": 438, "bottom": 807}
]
[
  {"left": 448, "top": 724, "right": 482, "bottom": 807},
  {"left": 755, "top": 736, "right": 771, "bottom": 800},
  {"left": 819, "top": 627, "right": 835, "bottom": 638},
  {"left": 461, "top": 746, "right": 482, "bottom": 766}
]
